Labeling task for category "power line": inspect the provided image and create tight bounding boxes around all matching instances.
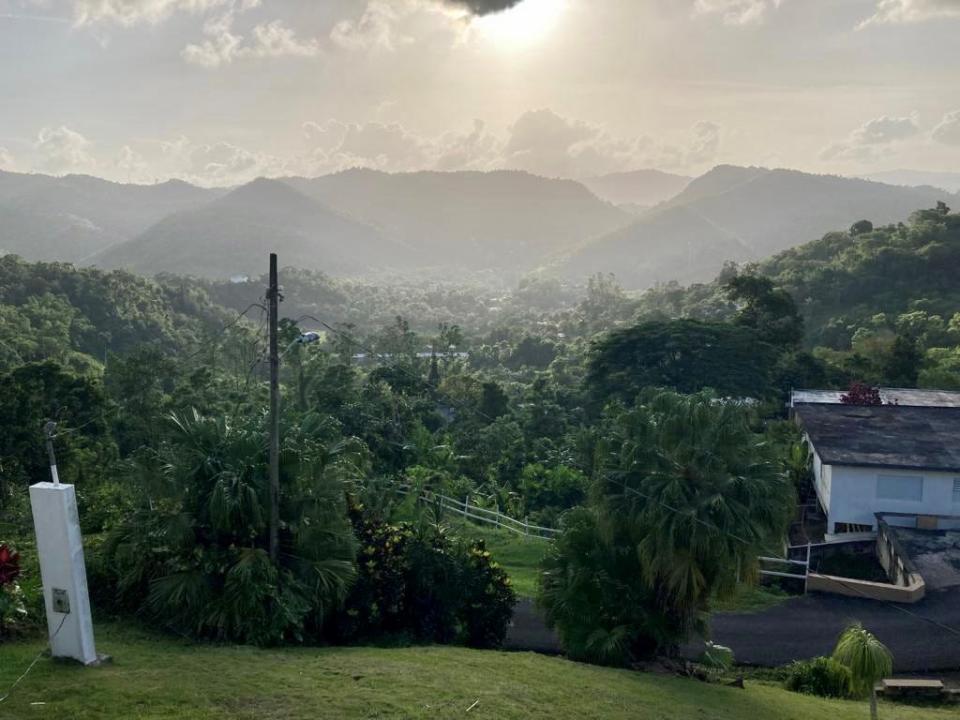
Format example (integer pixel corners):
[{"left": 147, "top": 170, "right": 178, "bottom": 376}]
[
  {"left": 182, "top": 302, "right": 266, "bottom": 364},
  {"left": 0, "top": 613, "right": 68, "bottom": 704}
]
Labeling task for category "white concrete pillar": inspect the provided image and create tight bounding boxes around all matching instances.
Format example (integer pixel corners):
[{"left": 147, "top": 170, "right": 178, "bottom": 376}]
[{"left": 29, "top": 482, "right": 98, "bottom": 665}]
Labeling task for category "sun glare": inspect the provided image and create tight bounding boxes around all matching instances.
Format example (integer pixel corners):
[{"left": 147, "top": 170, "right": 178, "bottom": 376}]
[{"left": 473, "top": 0, "right": 566, "bottom": 51}]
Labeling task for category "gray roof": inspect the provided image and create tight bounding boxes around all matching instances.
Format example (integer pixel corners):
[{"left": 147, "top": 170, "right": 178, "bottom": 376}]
[
  {"left": 795, "top": 404, "right": 960, "bottom": 473},
  {"left": 792, "top": 388, "right": 960, "bottom": 408}
]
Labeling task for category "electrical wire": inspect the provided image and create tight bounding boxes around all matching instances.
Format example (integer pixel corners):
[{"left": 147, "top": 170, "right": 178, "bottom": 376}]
[{"left": 0, "top": 613, "right": 69, "bottom": 704}]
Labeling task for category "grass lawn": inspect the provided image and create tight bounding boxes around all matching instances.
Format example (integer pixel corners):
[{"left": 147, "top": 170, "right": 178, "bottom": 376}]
[
  {"left": 444, "top": 520, "right": 789, "bottom": 612},
  {"left": 711, "top": 583, "right": 791, "bottom": 613},
  {"left": 0, "top": 623, "right": 954, "bottom": 720}
]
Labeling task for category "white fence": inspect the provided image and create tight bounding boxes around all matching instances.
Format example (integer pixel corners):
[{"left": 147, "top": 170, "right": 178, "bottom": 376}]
[
  {"left": 393, "top": 485, "right": 559, "bottom": 540},
  {"left": 758, "top": 543, "right": 811, "bottom": 590}
]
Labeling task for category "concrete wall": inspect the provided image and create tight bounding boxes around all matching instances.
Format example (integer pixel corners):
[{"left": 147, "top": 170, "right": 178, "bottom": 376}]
[
  {"left": 824, "top": 465, "right": 960, "bottom": 532},
  {"left": 807, "top": 572, "right": 925, "bottom": 603}
]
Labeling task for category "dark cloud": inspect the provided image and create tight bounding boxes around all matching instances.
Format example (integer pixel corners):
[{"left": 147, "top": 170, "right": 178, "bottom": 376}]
[{"left": 443, "top": 0, "right": 524, "bottom": 16}]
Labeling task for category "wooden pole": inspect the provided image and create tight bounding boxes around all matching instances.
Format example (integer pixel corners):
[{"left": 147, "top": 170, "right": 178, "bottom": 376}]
[{"left": 268, "top": 253, "right": 280, "bottom": 563}]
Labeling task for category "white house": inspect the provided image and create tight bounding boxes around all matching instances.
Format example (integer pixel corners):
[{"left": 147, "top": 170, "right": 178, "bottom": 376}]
[{"left": 793, "top": 398, "right": 960, "bottom": 537}]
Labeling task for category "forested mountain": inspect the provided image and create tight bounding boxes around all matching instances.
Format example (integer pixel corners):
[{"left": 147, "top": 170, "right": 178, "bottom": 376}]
[
  {"left": 91, "top": 179, "right": 406, "bottom": 279},
  {"left": 579, "top": 169, "right": 691, "bottom": 212},
  {"left": 558, "top": 166, "right": 959, "bottom": 289},
  {"left": 0, "top": 171, "right": 221, "bottom": 263},
  {"left": 0, "top": 254, "right": 230, "bottom": 373},
  {"left": 636, "top": 204, "right": 960, "bottom": 388},
  {"left": 283, "top": 169, "right": 630, "bottom": 273},
  {"left": 864, "top": 169, "right": 960, "bottom": 193}
]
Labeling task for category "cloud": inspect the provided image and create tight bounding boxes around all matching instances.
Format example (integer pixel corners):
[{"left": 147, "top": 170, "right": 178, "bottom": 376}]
[
  {"left": 819, "top": 114, "right": 920, "bottom": 163},
  {"left": 441, "top": 0, "right": 523, "bottom": 15},
  {"left": 858, "top": 0, "right": 960, "bottom": 28},
  {"left": 931, "top": 109, "right": 960, "bottom": 145},
  {"left": 851, "top": 114, "right": 921, "bottom": 144},
  {"left": 69, "top": 0, "right": 258, "bottom": 26},
  {"left": 34, "top": 125, "right": 96, "bottom": 173},
  {"left": 0, "top": 147, "right": 14, "bottom": 171},
  {"left": 152, "top": 135, "right": 283, "bottom": 184},
  {"left": 182, "top": 12, "right": 320, "bottom": 67},
  {"left": 186, "top": 141, "right": 282, "bottom": 183},
  {"left": 686, "top": 121, "right": 721, "bottom": 164},
  {"left": 301, "top": 118, "right": 500, "bottom": 174},
  {"left": 114, "top": 145, "right": 150, "bottom": 181},
  {"left": 501, "top": 109, "right": 720, "bottom": 177},
  {"left": 299, "top": 111, "right": 716, "bottom": 178},
  {"left": 692, "top": 0, "right": 784, "bottom": 25},
  {"left": 329, "top": 1, "right": 418, "bottom": 52}
]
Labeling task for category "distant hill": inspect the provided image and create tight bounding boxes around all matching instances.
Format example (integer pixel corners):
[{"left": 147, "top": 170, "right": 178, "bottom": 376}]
[
  {"left": 634, "top": 205, "right": 960, "bottom": 352},
  {"left": 557, "top": 165, "right": 959, "bottom": 289},
  {"left": 0, "top": 171, "right": 221, "bottom": 262},
  {"left": 284, "top": 169, "right": 630, "bottom": 273},
  {"left": 91, "top": 179, "right": 405, "bottom": 279},
  {"left": 580, "top": 169, "right": 691, "bottom": 212},
  {"left": 863, "top": 169, "right": 960, "bottom": 194}
]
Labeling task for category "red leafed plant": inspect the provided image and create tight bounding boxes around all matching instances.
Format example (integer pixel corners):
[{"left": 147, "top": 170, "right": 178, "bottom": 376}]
[
  {"left": 0, "top": 544, "right": 21, "bottom": 586},
  {"left": 840, "top": 382, "right": 883, "bottom": 406}
]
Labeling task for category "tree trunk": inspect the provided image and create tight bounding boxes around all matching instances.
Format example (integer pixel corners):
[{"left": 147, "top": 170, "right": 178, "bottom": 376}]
[{"left": 870, "top": 687, "right": 878, "bottom": 720}]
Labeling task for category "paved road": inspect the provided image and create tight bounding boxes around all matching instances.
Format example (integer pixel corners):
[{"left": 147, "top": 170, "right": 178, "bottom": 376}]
[
  {"left": 507, "top": 592, "right": 960, "bottom": 672},
  {"left": 693, "top": 588, "right": 960, "bottom": 672},
  {"left": 504, "top": 599, "right": 561, "bottom": 654}
]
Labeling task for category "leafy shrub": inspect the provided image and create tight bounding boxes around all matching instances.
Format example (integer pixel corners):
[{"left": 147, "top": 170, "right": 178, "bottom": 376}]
[
  {"left": 784, "top": 657, "right": 853, "bottom": 698},
  {"left": 459, "top": 540, "right": 516, "bottom": 648},
  {"left": 101, "top": 411, "right": 358, "bottom": 645},
  {"left": 700, "top": 642, "right": 735, "bottom": 671},
  {"left": 332, "top": 506, "right": 516, "bottom": 649},
  {"left": 0, "top": 544, "right": 26, "bottom": 637},
  {"left": 519, "top": 464, "right": 586, "bottom": 520}
]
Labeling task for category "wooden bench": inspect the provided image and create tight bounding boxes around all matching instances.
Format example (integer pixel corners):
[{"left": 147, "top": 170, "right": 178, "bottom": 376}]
[{"left": 879, "top": 679, "right": 945, "bottom": 698}]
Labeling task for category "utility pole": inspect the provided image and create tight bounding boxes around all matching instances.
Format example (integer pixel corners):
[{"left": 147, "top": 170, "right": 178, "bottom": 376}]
[
  {"left": 268, "top": 253, "right": 280, "bottom": 563},
  {"left": 44, "top": 421, "right": 60, "bottom": 486}
]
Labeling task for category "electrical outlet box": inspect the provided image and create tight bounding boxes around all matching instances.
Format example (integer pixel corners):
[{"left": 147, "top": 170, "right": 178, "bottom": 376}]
[{"left": 52, "top": 588, "right": 71, "bottom": 614}]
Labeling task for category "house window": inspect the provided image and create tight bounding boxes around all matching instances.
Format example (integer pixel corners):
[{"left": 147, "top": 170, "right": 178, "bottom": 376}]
[
  {"left": 953, "top": 478, "right": 960, "bottom": 504},
  {"left": 877, "top": 474, "right": 923, "bottom": 502}
]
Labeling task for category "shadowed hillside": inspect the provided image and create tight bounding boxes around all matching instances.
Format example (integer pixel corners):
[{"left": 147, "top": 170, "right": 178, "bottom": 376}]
[
  {"left": 91, "top": 179, "right": 404, "bottom": 279},
  {"left": 0, "top": 171, "right": 222, "bottom": 262},
  {"left": 558, "top": 166, "right": 960, "bottom": 289},
  {"left": 284, "top": 168, "right": 630, "bottom": 273}
]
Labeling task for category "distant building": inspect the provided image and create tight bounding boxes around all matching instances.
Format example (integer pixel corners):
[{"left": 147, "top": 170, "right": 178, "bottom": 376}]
[
  {"left": 792, "top": 390, "right": 960, "bottom": 538},
  {"left": 791, "top": 387, "right": 960, "bottom": 408}
]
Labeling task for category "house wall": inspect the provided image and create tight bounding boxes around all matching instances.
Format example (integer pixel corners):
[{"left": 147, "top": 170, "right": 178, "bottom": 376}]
[
  {"left": 809, "top": 445, "right": 831, "bottom": 513},
  {"left": 824, "top": 465, "right": 960, "bottom": 532}
]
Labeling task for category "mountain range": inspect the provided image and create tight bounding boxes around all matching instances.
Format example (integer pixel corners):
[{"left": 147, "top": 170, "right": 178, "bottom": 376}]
[
  {"left": 555, "top": 165, "right": 959, "bottom": 288},
  {"left": 0, "top": 165, "right": 955, "bottom": 289},
  {"left": 579, "top": 169, "right": 691, "bottom": 212},
  {"left": 0, "top": 171, "right": 221, "bottom": 263}
]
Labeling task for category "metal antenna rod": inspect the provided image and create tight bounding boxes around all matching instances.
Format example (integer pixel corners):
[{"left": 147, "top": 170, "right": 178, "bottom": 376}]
[{"left": 43, "top": 421, "right": 60, "bottom": 486}]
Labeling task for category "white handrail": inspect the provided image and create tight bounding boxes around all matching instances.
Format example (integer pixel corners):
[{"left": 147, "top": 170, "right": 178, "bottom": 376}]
[{"left": 393, "top": 484, "right": 559, "bottom": 539}]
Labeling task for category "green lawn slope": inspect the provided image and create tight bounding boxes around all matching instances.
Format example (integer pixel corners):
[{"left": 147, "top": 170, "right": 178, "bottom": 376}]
[{"left": 0, "top": 624, "right": 953, "bottom": 720}]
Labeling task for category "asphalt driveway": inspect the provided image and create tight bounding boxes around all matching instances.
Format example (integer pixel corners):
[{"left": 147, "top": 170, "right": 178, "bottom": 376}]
[
  {"left": 507, "top": 592, "right": 960, "bottom": 672},
  {"left": 697, "top": 588, "right": 960, "bottom": 672}
]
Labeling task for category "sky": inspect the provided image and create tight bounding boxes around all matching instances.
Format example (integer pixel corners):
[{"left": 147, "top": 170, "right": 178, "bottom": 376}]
[{"left": 1, "top": 0, "right": 959, "bottom": 186}]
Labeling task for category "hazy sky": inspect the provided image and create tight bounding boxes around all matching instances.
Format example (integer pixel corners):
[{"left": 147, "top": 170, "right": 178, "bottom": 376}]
[{"left": 1, "top": 0, "right": 959, "bottom": 185}]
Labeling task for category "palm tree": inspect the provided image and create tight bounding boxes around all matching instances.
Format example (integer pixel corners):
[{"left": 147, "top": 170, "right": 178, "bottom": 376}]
[
  {"left": 106, "top": 409, "right": 360, "bottom": 644},
  {"left": 598, "top": 390, "right": 794, "bottom": 631},
  {"left": 832, "top": 622, "right": 893, "bottom": 720},
  {"left": 539, "top": 390, "right": 794, "bottom": 665}
]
